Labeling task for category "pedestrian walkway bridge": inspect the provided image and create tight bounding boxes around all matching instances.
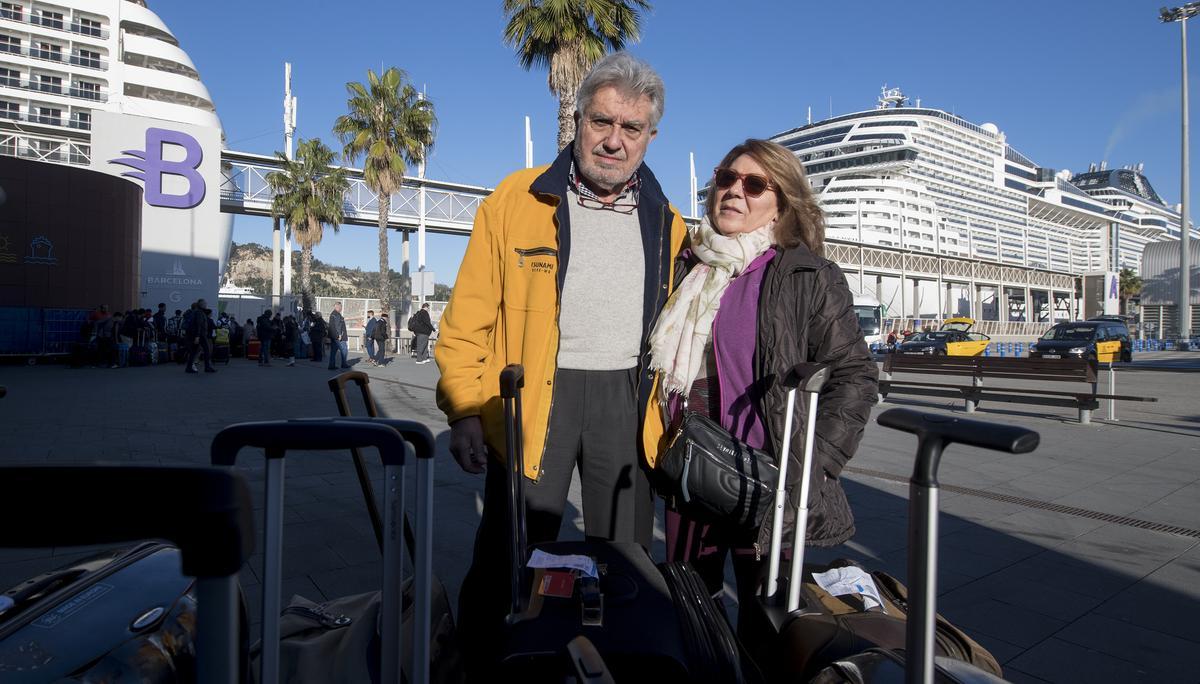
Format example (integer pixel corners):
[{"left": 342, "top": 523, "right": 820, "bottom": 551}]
[{"left": 219, "top": 149, "right": 490, "bottom": 236}]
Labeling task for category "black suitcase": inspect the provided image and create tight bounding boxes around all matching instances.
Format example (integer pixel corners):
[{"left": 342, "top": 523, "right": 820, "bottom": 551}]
[
  {"left": 810, "top": 408, "right": 1037, "bottom": 684},
  {"left": 496, "top": 364, "right": 746, "bottom": 683},
  {"left": 211, "top": 417, "right": 442, "bottom": 684},
  {"left": 0, "top": 542, "right": 251, "bottom": 682},
  {"left": 0, "top": 466, "right": 255, "bottom": 684},
  {"left": 742, "top": 367, "right": 1008, "bottom": 682}
]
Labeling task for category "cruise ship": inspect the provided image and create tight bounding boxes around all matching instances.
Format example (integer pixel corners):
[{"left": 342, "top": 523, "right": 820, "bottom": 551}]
[
  {"left": 0, "top": 0, "right": 222, "bottom": 163},
  {"left": 745, "top": 87, "right": 1196, "bottom": 334}
]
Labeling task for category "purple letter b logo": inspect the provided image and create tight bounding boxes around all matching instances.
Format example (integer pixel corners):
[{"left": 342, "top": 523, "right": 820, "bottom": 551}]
[{"left": 110, "top": 128, "right": 206, "bottom": 209}]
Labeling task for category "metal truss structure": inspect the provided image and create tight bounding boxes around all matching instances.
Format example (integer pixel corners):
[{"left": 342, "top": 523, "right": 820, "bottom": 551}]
[{"left": 219, "top": 150, "right": 488, "bottom": 235}]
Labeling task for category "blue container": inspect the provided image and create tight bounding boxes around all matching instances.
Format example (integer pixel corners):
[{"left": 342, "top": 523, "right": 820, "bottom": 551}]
[{"left": 1016, "top": 342, "right": 1025, "bottom": 356}]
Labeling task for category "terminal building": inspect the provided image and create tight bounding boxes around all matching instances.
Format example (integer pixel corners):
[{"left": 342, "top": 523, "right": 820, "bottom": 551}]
[
  {"left": 0, "top": 0, "right": 231, "bottom": 313},
  {"left": 755, "top": 87, "right": 1198, "bottom": 336}
]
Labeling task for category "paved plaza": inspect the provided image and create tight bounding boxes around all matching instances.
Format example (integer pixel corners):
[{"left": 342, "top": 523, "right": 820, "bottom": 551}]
[{"left": 1, "top": 350, "right": 1198, "bottom": 683}]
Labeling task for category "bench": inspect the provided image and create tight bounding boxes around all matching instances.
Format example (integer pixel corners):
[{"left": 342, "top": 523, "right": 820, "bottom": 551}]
[{"left": 879, "top": 355, "right": 1157, "bottom": 424}]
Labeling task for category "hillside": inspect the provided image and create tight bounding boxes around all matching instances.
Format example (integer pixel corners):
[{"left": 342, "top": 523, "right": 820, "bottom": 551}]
[{"left": 223, "top": 242, "right": 452, "bottom": 300}]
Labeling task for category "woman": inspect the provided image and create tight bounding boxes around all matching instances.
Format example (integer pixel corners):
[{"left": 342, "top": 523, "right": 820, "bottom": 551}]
[{"left": 649, "top": 139, "right": 877, "bottom": 627}]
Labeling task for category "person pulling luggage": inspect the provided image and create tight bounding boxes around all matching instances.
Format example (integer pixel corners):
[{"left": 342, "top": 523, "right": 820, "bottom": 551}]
[{"left": 647, "top": 139, "right": 878, "bottom": 634}]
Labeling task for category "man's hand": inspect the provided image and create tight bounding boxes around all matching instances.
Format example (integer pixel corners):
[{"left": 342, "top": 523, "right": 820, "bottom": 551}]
[{"left": 449, "top": 416, "right": 487, "bottom": 474}]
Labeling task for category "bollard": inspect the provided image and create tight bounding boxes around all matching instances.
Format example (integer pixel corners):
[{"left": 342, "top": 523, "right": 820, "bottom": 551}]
[
  {"left": 984, "top": 343, "right": 992, "bottom": 357},
  {"left": 1016, "top": 342, "right": 1024, "bottom": 357},
  {"left": 998, "top": 344, "right": 1005, "bottom": 358},
  {"left": 1108, "top": 364, "right": 1117, "bottom": 422}
]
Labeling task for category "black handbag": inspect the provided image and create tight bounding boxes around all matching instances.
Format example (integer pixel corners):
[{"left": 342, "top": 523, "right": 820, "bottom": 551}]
[{"left": 658, "top": 409, "right": 779, "bottom": 530}]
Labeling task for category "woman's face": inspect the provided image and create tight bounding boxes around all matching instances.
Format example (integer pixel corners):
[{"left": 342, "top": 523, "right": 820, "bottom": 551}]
[{"left": 713, "top": 154, "right": 779, "bottom": 236}]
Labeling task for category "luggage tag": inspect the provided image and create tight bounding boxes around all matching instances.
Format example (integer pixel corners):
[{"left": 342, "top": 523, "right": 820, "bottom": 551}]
[{"left": 538, "top": 569, "right": 577, "bottom": 599}]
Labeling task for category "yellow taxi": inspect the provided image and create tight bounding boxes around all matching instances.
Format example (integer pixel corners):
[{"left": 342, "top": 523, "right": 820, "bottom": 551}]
[{"left": 895, "top": 318, "right": 991, "bottom": 357}]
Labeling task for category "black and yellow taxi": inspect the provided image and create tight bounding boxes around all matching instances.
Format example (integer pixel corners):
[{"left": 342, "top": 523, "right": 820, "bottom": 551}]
[
  {"left": 895, "top": 318, "right": 991, "bottom": 357},
  {"left": 1028, "top": 320, "right": 1133, "bottom": 363}
]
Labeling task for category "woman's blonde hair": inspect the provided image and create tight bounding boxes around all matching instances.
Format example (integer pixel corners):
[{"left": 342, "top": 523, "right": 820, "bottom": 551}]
[{"left": 705, "top": 139, "right": 825, "bottom": 256}]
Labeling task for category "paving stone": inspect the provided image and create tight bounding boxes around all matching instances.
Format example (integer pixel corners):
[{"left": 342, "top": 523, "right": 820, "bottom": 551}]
[
  {"left": 1056, "top": 613, "right": 1200, "bottom": 677},
  {"left": 1094, "top": 557, "right": 1200, "bottom": 644},
  {"left": 944, "top": 598, "right": 1068, "bottom": 649},
  {"left": 1007, "top": 637, "right": 1194, "bottom": 684}
]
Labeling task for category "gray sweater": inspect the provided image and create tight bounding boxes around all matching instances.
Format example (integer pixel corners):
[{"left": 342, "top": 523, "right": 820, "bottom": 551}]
[{"left": 557, "top": 198, "right": 645, "bottom": 370}]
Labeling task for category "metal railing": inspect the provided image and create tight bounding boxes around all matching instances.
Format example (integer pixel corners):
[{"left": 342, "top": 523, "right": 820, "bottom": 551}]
[
  {"left": 220, "top": 151, "right": 489, "bottom": 234},
  {"left": 0, "top": 132, "right": 90, "bottom": 165},
  {"left": 0, "top": 77, "right": 107, "bottom": 102},
  {"left": 0, "top": 9, "right": 109, "bottom": 40},
  {"left": 0, "top": 110, "right": 91, "bottom": 130}
]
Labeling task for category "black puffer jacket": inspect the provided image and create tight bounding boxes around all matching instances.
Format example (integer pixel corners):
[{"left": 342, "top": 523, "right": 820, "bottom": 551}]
[{"left": 752, "top": 243, "right": 878, "bottom": 552}]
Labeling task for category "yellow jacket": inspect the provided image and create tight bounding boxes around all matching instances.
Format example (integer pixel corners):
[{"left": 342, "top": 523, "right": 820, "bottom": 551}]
[{"left": 435, "top": 147, "right": 688, "bottom": 479}]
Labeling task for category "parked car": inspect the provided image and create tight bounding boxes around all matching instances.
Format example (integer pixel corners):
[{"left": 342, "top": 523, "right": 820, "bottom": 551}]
[
  {"left": 1028, "top": 320, "right": 1132, "bottom": 362},
  {"left": 895, "top": 318, "right": 991, "bottom": 357}
]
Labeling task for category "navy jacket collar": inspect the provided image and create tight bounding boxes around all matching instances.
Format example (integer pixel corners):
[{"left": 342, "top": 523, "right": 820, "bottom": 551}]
[{"left": 530, "top": 142, "right": 669, "bottom": 211}]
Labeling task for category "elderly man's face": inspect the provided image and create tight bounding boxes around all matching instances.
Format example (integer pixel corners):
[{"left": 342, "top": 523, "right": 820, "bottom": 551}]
[{"left": 573, "top": 86, "right": 657, "bottom": 199}]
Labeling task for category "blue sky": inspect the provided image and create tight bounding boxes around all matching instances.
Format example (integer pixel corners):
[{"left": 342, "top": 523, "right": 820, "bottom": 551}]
[{"left": 157, "top": 0, "right": 1198, "bottom": 286}]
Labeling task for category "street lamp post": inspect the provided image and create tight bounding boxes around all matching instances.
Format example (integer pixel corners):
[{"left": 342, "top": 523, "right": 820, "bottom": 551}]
[{"left": 1161, "top": 3, "right": 1199, "bottom": 345}]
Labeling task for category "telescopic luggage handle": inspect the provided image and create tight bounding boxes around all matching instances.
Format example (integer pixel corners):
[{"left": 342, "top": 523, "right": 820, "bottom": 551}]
[
  {"left": 765, "top": 363, "right": 830, "bottom": 606},
  {"left": 211, "top": 418, "right": 435, "bottom": 684},
  {"left": 877, "top": 408, "right": 1038, "bottom": 684},
  {"left": 0, "top": 466, "right": 255, "bottom": 684},
  {"left": 211, "top": 419, "right": 415, "bottom": 466},
  {"left": 500, "top": 364, "right": 528, "bottom": 620}
]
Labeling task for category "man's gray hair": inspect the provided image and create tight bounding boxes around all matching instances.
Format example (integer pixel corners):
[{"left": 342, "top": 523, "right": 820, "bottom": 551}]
[{"left": 576, "top": 52, "right": 665, "bottom": 129}]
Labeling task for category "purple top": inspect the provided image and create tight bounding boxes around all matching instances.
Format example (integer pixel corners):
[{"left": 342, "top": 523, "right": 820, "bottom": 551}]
[{"left": 711, "top": 249, "right": 775, "bottom": 450}]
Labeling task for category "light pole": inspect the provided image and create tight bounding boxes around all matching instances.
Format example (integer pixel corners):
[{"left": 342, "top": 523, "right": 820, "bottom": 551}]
[{"left": 1161, "top": 3, "right": 1199, "bottom": 344}]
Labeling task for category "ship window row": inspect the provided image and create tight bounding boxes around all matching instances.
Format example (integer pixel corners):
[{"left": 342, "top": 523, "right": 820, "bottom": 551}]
[
  {"left": 805, "top": 148, "right": 917, "bottom": 175},
  {"left": 778, "top": 125, "right": 852, "bottom": 149},
  {"left": 1004, "top": 164, "right": 1038, "bottom": 181},
  {"left": 858, "top": 120, "right": 918, "bottom": 128},
  {"left": 124, "top": 82, "right": 214, "bottom": 112},
  {"left": 0, "top": 61, "right": 105, "bottom": 100},
  {"left": 0, "top": 33, "right": 106, "bottom": 69},
  {"left": 119, "top": 19, "right": 178, "bottom": 47},
  {"left": 771, "top": 108, "right": 999, "bottom": 145},
  {"left": 925, "top": 189, "right": 1027, "bottom": 230},
  {"left": 848, "top": 133, "right": 907, "bottom": 142},
  {"left": 924, "top": 123, "right": 999, "bottom": 157},
  {"left": 1059, "top": 195, "right": 1109, "bottom": 215},
  {"left": 122, "top": 51, "right": 199, "bottom": 80},
  {"left": 911, "top": 167, "right": 1026, "bottom": 214},
  {"left": 917, "top": 153, "right": 993, "bottom": 183},
  {"left": 0, "top": 96, "right": 89, "bottom": 127},
  {"left": 0, "top": 3, "right": 107, "bottom": 39},
  {"left": 910, "top": 133, "right": 992, "bottom": 166}
]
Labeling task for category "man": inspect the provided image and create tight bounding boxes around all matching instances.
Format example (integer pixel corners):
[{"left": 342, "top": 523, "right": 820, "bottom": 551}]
[
  {"left": 373, "top": 313, "right": 391, "bottom": 365},
  {"left": 327, "top": 301, "right": 350, "bottom": 370},
  {"left": 409, "top": 303, "right": 435, "bottom": 365},
  {"left": 256, "top": 308, "right": 275, "bottom": 366},
  {"left": 185, "top": 299, "right": 217, "bottom": 373},
  {"left": 152, "top": 304, "right": 167, "bottom": 340},
  {"left": 434, "top": 52, "right": 687, "bottom": 666},
  {"left": 364, "top": 309, "right": 378, "bottom": 366}
]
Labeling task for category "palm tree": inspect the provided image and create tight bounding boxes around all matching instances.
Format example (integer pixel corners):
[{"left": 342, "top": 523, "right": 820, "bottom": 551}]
[
  {"left": 503, "top": 0, "right": 651, "bottom": 151},
  {"left": 333, "top": 67, "right": 436, "bottom": 317},
  {"left": 1119, "top": 267, "right": 1143, "bottom": 316},
  {"left": 265, "top": 138, "right": 349, "bottom": 303}
]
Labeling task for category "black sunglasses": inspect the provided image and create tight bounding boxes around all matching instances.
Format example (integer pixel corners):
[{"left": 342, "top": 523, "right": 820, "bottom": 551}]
[{"left": 713, "top": 167, "right": 775, "bottom": 198}]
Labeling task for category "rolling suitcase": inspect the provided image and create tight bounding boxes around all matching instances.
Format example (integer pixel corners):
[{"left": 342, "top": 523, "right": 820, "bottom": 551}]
[
  {"left": 0, "top": 466, "right": 255, "bottom": 684},
  {"left": 742, "top": 367, "right": 1006, "bottom": 682},
  {"left": 810, "top": 408, "right": 1038, "bottom": 684},
  {"left": 497, "top": 364, "right": 747, "bottom": 683},
  {"left": 211, "top": 417, "right": 441, "bottom": 684}
]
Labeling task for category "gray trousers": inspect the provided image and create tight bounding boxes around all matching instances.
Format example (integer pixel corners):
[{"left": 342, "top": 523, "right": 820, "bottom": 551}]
[
  {"left": 413, "top": 333, "right": 430, "bottom": 361},
  {"left": 456, "top": 367, "right": 652, "bottom": 673}
]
